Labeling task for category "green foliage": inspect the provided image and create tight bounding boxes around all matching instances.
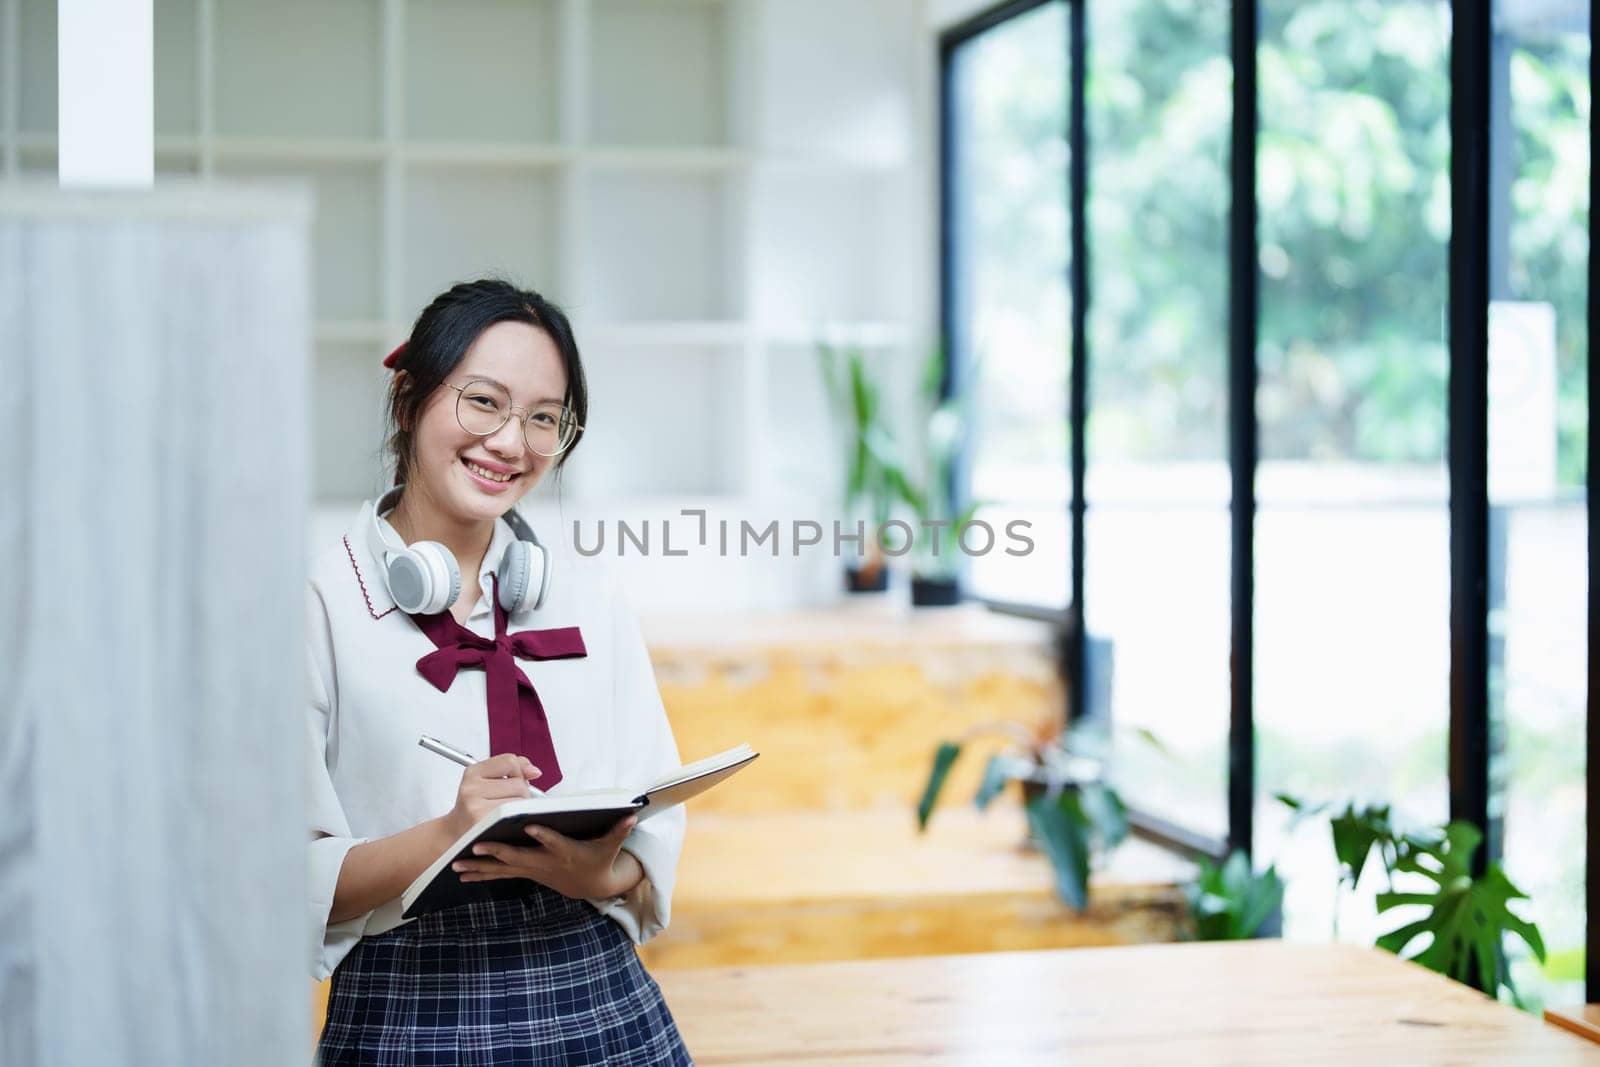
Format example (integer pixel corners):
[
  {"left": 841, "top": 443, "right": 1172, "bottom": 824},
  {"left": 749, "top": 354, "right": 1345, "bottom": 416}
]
[
  {"left": 1277, "top": 794, "right": 1547, "bottom": 1004},
  {"left": 915, "top": 741, "right": 961, "bottom": 832},
  {"left": 1077, "top": 781, "right": 1130, "bottom": 852},
  {"left": 1026, "top": 789, "right": 1092, "bottom": 912},
  {"left": 817, "top": 343, "right": 903, "bottom": 529},
  {"left": 1183, "top": 851, "right": 1286, "bottom": 941},
  {"left": 916, "top": 736, "right": 1133, "bottom": 913},
  {"left": 893, "top": 344, "right": 985, "bottom": 578},
  {"left": 1075, "top": 0, "right": 1589, "bottom": 481},
  {"left": 973, "top": 752, "right": 1011, "bottom": 812},
  {"left": 1328, "top": 802, "right": 1399, "bottom": 890},
  {"left": 1374, "top": 821, "right": 1546, "bottom": 1001},
  {"left": 1023, "top": 782, "right": 1135, "bottom": 912}
]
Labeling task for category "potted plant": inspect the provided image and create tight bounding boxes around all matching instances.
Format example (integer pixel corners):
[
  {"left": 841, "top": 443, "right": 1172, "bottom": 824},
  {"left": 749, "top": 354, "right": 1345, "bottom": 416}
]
[
  {"left": 892, "top": 344, "right": 981, "bottom": 607},
  {"left": 1274, "top": 794, "right": 1546, "bottom": 1004},
  {"left": 915, "top": 719, "right": 1136, "bottom": 912},
  {"left": 1181, "top": 851, "right": 1285, "bottom": 940},
  {"left": 817, "top": 342, "right": 903, "bottom": 593}
]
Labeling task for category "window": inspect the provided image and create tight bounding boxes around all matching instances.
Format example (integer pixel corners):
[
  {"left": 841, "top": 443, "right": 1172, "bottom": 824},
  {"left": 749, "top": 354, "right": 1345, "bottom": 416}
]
[
  {"left": 940, "top": 0, "right": 1594, "bottom": 994},
  {"left": 1490, "top": 0, "right": 1590, "bottom": 1009},
  {"left": 1252, "top": 0, "right": 1454, "bottom": 941},
  {"left": 1084, "top": 0, "right": 1232, "bottom": 839},
  {"left": 945, "top": 1, "right": 1073, "bottom": 610}
]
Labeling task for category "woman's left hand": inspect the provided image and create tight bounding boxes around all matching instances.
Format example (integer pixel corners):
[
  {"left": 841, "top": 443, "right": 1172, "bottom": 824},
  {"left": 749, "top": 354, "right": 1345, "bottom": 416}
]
[{"left": 452, "top": 814, "right": 642, "bottom": 900}]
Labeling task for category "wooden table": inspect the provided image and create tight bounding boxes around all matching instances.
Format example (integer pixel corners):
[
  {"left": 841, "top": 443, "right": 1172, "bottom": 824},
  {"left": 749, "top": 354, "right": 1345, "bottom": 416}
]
[
  {"left": 1548, "top": 1005, "right": 1600, "bottom": 1045},
  {"left": 654, "top": 941, "right": 1600, "bottom": 1065},
  {"left": 643, "top": 602, "right": 1064, "bottom": 815},
  {"left": 639, "top": 808, "right": 1192, "bottom": 968}
]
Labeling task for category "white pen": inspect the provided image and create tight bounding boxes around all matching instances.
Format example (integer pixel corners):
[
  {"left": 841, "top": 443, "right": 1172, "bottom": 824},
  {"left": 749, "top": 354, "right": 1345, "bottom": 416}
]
[{"left": 418, "top": 734, "right": 543, "bottom": 796}]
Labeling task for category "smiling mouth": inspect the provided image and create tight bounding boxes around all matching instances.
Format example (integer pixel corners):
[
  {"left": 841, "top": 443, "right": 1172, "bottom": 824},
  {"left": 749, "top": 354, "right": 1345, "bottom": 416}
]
[{"left": 463, "top": 459, "right": 519, "bottom": 484}]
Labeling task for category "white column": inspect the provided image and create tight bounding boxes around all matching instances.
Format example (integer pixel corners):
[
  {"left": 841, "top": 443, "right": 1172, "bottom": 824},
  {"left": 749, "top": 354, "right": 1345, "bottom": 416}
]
[
  {"left": 0, "top": 181, "right": 313, "bottom": 1065},
  {"left": 58, "top": 0, "right": 153, "bottom": 186}
]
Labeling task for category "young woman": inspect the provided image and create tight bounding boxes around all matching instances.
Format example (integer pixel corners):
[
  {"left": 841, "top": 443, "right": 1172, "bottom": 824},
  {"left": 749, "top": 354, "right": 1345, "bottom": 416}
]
[{"left": 307, "top": 279, "right": 693, "bottom": 1065}]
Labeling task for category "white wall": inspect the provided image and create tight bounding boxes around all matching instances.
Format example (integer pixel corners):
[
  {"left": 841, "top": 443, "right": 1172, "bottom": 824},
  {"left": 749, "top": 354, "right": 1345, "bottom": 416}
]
[
  {"left": 2, "top": 0, "right": 945, "bottom": 615},
  {"left": 925, "top": 0, "right": 1000, "bottom": 31}
]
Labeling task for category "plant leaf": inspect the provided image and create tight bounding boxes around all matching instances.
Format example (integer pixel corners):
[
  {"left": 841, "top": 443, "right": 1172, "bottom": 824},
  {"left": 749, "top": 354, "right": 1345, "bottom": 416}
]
[
  {"left": 1026, "top": 789, "right": 1091, "bottom": 912},
  {"left": 973, "top": 752, "right": 1010, "bottom": 812},
  {"left": 916, "top": 741, "right": 961, "bottom": 832},
  {"left": 1276, "top": 792, "right": 1328, "bottom": 834},
  {"left": 1236, "top": 863, "right": 1286, "bottom": 940},
  {"left": 1374, "top": 891, "right": 1441, "bottom": 909},
  {"left": 1375, "top": 917, "right": 1432, "bottom": 956},
  {"left": 1373, "top": 822, "right": 1544, "bottom": 1000},
  {"left": 1079, "top": 782, "right": 1129, "bottom": 851},
  {"left": 1329, "top": 802, "right": 1392, "bottom": 889},
  {"left": 1183, "top": 850, "right": 1282, "bottom": 941}
]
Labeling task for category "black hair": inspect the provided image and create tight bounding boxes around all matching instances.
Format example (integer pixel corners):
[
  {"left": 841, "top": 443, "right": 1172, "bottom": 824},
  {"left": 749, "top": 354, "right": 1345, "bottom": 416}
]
[{"left": 384, "top": 278, "right": 588, "bottom": 489}]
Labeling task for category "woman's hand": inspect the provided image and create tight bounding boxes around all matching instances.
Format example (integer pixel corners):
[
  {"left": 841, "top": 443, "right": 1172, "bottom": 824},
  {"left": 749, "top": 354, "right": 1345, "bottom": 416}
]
[
  {"left": 451, "top": 814, "right": 643, "bottom": 900},
  {"left": 445, "top": 754, "right": 542, "bottom": 839}
]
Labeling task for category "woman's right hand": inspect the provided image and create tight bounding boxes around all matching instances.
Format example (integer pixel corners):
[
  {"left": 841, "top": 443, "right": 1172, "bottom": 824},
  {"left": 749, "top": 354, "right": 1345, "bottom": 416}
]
[{"left": 445, "top": 755, "right": 541, "bottom": 839}]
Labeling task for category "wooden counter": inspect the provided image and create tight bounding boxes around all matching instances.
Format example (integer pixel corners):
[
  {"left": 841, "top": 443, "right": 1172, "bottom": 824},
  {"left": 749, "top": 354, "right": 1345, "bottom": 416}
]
[
  {"left": 639, "top": 806, "right": 1192, "bottom": 969},
  {"left": 655, "top": 941, "right": 1600, "bottom": 1066},
  {"left": 1548, "top": 1005, "right": 1600, "bottom": 1045},
  {"left": 628, "top": 601, "right": 1173, "bottom": 970},
  {"left": 643, "top": 602, "right": 1064, "bottom": 814}
]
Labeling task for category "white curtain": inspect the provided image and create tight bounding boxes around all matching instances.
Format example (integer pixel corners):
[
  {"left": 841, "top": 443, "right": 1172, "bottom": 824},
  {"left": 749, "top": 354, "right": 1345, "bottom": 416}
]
[{"left": 0, "top": 181, "right": 312, "bottom": 1065}]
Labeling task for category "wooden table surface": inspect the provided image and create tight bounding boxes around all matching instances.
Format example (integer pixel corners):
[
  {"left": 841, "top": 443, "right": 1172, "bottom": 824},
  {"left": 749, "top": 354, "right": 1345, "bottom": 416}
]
[
  {"left": 654, "top": 941, "right": 1600, "bottom": 1066},
  {"left": 640, "top": 601, "right": 1055, "bottom": 657},
  {"left": 672, "top": 807, "right": 1193, "bottom": 906},
  {"left": 1548, "top": 1005, "right": 1600, "bottom": 1045}
]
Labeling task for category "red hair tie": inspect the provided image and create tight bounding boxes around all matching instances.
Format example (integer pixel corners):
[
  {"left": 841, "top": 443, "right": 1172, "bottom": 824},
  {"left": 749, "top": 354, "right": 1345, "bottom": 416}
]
[{"left": 383, "top": 342, "right": 407, "bottom": 369}]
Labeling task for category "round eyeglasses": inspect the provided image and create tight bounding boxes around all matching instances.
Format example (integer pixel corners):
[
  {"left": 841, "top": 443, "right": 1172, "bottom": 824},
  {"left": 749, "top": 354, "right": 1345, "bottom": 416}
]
[{"left": 445, "top": 379, "right": 583, "bottom": 457}]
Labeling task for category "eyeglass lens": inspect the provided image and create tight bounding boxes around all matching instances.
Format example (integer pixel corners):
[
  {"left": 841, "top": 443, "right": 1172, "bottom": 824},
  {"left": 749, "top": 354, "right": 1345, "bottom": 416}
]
[{"left": 455, "top": 380, "right": 577, "bottom": 456}]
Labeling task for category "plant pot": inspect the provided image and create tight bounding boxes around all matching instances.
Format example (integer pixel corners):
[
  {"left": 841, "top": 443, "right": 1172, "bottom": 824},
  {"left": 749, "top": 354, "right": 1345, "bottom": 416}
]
[
  {"left": 844, "top": 562, "right": 889, "bottom": 593},
  {"left": 910, "top": 574, "right": 960, "bottom": 607}
]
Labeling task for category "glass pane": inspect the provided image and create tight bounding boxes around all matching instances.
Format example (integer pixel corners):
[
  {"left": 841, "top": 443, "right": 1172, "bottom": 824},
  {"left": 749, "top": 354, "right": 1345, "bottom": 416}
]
[
  {"left": 1254, "top": 0, "right": 1453, "bottom": 941},
  {"left": 1084, "top": 0, "right": 1231, "bottom": 837},
  {"left": 950, "top": 1, "right": 1072, "bottom": 609},
  {"left": 1490, "top": 1, "right": 1590, "bottom": 1011}
]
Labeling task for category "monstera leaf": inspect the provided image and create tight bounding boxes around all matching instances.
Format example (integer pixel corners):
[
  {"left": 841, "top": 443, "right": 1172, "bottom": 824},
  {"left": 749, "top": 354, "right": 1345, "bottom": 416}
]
[
  {"left": 1329, "top": 802, "right": 1395, "bottom": 890},
  {"left": 1374, "top": 821, "right": 1546, "bottom": 997}
]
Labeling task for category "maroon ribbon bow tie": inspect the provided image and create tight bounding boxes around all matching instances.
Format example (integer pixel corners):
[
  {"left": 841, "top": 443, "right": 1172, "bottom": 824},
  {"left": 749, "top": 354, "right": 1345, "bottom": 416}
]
[{"left": 409, "top": 575, "right": 586, "bottom": 790}]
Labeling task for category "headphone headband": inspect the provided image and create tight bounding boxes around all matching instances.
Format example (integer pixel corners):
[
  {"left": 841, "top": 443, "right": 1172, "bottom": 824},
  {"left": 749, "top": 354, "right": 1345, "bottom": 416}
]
[{"left": 367, "top": 485, "right": 405, "bottom": 556}]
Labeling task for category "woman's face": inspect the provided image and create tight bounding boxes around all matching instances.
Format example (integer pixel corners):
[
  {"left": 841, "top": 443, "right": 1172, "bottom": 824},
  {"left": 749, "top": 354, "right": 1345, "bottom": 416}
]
[{"left": 404, "top": 320, "right": 568, "bottom": 528}]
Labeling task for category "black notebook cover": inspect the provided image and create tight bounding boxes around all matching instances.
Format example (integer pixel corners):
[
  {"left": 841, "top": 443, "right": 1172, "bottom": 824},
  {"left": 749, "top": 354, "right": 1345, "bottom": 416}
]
[{"left": 402, "top": 801, "right": 645, "bottom": 919}]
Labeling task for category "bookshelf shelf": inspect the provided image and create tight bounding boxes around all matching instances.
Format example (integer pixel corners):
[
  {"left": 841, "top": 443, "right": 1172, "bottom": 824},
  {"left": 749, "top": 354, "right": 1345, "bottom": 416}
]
[{"left": 4, "top": 0, "right": 924, "bottom": 511}]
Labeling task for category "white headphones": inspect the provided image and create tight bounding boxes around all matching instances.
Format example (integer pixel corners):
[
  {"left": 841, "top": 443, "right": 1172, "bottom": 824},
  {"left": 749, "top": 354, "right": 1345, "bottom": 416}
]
[{"left": 367, "top": 486, "right": 552, "bottom": 616}]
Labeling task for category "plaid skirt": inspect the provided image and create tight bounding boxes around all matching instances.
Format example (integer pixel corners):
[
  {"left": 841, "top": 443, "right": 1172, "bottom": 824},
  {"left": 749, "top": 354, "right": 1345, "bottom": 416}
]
[{"left": 317, "top": 884, "right": 693, "bottom": 1066}]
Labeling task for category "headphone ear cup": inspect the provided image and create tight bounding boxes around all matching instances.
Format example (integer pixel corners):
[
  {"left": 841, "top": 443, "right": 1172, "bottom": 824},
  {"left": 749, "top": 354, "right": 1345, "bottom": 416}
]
[
  {"left": 404, "top": 541, "right": 460, "bottom": 615},
  {"left": 385, "top": 553, "right": 431, "bottom": 615},
  {"left": 529, "top": 540, "right": 551, "bottom": 609},
  {"left": 496, "top": 540, "right": 533, "bottom": 615}
]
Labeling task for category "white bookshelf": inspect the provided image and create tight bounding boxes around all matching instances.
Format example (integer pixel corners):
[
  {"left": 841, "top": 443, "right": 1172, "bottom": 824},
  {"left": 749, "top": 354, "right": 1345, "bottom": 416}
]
[{"left": 2, "top": 0, "right": 926, "bottom": 510}]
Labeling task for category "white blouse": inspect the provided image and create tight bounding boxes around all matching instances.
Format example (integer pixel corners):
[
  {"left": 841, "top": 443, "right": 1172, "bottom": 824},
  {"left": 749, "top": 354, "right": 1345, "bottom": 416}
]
[{"left": 305, "top": 499, "right": 686, "bottom": 981}]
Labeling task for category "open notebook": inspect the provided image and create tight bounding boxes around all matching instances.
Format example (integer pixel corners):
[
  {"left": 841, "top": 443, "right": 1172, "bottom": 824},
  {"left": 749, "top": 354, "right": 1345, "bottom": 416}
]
[{"left": 402, "top": 744, "right": 758, "bottom": 919}]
